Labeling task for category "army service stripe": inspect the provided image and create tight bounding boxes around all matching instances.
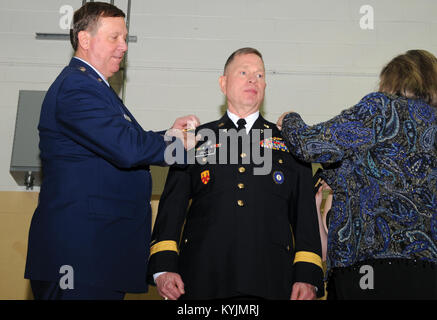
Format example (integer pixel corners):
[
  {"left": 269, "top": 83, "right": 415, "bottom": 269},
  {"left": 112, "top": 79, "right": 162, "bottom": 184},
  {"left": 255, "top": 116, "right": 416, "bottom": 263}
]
[
  {"left": 150, "top": 240, "right": 179, "bottom": 256},
  {"left": 293, "top": 251, "right": 323, "bottom": 270}
]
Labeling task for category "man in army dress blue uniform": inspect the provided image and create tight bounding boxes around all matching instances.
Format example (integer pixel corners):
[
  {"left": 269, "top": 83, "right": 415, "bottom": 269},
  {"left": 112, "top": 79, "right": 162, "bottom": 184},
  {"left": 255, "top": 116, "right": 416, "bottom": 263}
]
[{"left": 148, "top": 48, "right": 324, "bottom": 300}]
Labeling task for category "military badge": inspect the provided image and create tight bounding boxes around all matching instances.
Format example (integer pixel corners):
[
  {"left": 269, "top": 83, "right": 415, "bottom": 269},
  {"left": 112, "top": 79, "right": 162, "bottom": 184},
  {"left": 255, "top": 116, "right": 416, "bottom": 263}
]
[
  {"left": 273, "top": 171, "right": 284, "bottom": 184},
  {"left": 196, "top": 142, "right": 221, "bottom": 158},
  {"left": 201, "top": 170, "right": 210, "bottom": 185}
]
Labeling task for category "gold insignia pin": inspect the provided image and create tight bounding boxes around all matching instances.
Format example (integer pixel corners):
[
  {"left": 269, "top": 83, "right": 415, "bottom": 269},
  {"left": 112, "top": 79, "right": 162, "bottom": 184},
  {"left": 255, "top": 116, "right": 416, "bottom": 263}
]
[
  {"left": 264, "top": 124, "right": 270, "bottom": 129},
  {"left": 218, "top": 122, "right": 224, "bottom": 128},
  {"left": 79, "top": 67, "right": 86, "bottom": 72}
]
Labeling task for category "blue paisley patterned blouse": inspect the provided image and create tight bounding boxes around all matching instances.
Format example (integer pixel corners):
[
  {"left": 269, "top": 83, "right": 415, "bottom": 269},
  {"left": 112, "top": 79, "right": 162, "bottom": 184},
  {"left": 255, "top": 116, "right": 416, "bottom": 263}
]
[{"left": 282, "top": 92, "right": 437, "bottom": 271}]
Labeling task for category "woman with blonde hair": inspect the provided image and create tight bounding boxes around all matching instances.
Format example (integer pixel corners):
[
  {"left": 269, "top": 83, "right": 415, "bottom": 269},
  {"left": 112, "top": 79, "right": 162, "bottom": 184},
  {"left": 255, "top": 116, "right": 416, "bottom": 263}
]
[{"left": 278, "top": 50, "right": 437, "bottom": 299}]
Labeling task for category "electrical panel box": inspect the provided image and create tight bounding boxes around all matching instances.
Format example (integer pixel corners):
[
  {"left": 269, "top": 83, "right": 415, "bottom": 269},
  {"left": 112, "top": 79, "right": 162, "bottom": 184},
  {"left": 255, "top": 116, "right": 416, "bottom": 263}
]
[{"left": 10, "top": 90, "right": 45, "bottom": 189}]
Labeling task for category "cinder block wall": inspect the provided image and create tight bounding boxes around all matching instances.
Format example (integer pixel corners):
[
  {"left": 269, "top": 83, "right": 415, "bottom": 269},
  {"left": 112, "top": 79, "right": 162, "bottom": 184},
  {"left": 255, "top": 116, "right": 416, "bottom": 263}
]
[{"left": 1, "top": 0, "right": 436, "bottom": 299}]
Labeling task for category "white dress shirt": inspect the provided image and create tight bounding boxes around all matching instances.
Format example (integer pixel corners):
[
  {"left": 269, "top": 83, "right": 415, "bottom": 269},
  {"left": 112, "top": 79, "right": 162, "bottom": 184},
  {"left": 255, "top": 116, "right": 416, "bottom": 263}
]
[{"left": 226, "top": 110, "right": 259, "bottom": 133}]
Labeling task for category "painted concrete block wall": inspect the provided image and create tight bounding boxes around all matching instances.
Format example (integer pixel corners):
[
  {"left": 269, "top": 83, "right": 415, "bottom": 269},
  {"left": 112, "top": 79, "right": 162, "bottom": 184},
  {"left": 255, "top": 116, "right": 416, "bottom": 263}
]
[{"left": 1, "top": 1, "right": 436, "bottom": 189}]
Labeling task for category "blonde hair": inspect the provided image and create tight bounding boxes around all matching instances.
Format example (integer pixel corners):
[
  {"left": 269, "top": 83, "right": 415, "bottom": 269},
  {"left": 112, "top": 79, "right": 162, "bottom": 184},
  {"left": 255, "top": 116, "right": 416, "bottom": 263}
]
[{"left": 379, "top": 49, "right": 437, "bottom": 107}]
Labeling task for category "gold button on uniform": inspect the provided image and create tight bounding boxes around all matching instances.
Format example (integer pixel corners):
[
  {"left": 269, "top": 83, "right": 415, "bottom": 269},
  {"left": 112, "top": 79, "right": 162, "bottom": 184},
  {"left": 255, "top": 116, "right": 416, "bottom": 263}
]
[
  {"left": 238, "top": 167, "right": 246, "bottom": 173},
  {"left": 237, "top": 200, "right": 245, "bottom": 207},
  {"left": 278, "top": 159, "right": 284, "bottom": 164},
  {"left": 240, "top": 152, "right": 247, "bottom": 158},
  {"left": 238, "top": 183, "right": 245, "bottom": 189}
]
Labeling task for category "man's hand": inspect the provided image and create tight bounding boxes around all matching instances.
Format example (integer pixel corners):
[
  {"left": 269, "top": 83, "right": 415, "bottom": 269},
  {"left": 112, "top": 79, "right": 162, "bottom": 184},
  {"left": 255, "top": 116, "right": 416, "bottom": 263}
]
[
  {"left": 155, "top": 272, "right": 185, "bottom": 300},
  {"left": 290, "top": 282, "right": 317, "bottom": 300},
  {"left": 167, "top": 115, "right": 201, "bottom": 150},
  {"left": 276, "top": 112, "right": 293, "bottom": 131},
  {"left": 171, "top": 115, "right": 200, "bottom": 131},
  {"left": 165, "top": 128, "right": 201, "bottom": 151}
]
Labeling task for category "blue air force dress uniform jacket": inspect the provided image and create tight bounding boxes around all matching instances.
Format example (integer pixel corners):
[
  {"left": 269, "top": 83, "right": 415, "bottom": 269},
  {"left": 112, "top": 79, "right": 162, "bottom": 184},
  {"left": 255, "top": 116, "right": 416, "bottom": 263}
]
[
  {"left": 148, "top": 114, "right": 324, "bottom": 299},
  {"left": 25, "top": 58, "right": 176, "bottom": 293}
]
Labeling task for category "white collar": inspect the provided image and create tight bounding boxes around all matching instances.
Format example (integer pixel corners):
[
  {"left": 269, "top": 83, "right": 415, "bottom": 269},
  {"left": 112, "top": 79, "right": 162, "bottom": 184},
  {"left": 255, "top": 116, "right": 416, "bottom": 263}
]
[
  {"left": 73, "top": 57, "right": 110, "bottom": 87},
  {"left": 227, "top": 110, "right": 259, "bottom": 133}
]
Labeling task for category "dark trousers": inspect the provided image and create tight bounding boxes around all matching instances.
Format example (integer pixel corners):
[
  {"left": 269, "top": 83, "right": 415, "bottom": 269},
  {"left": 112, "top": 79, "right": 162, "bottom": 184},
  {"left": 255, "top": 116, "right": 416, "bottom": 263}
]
[
  {"left": 30, "top": 280, "right": 125, "bottom": 300},
  {"left": 327, "top": 258, "right": 437, "bottom": 300}
]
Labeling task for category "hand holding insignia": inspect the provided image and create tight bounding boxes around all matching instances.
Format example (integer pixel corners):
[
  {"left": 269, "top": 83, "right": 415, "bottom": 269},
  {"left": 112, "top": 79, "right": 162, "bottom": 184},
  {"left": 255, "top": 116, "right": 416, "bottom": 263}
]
[{"left": 167, "top": 115, "right": 201, "bottom": 150}]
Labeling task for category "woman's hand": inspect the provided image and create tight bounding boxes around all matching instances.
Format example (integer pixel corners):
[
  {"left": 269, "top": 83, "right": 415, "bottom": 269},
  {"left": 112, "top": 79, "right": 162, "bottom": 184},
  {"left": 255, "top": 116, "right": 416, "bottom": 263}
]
[{"left": 276, "top": 112, "right": 293, "bottom": 131}]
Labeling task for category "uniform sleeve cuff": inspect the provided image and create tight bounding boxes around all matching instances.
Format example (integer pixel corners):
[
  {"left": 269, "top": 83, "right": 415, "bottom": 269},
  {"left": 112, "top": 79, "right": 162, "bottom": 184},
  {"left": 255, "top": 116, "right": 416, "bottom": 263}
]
[
  {"left": 150, "top": 240, "right": 179, "bottom": 256},
  {"left": 293, "top": 251, "right": 323, "bottom": 270},
  {"left": 293, "top": 251, "right": 325, "bottom": 297}
]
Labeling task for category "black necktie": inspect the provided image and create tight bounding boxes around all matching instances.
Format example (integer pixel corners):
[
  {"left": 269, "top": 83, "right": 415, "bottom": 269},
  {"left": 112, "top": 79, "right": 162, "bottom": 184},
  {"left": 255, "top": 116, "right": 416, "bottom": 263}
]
[
  {"left": 237, "top": 118, "right": 247, "bottom": 132},
  {"left": 237, "top": 118, "right": 247, "bottom": 164}
]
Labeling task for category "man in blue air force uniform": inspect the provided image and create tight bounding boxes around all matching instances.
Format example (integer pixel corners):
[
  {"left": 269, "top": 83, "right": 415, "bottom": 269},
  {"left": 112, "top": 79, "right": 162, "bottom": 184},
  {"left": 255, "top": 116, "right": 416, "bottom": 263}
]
[{"left": 24, "top": 2, "right": 198, "bottom": 300}]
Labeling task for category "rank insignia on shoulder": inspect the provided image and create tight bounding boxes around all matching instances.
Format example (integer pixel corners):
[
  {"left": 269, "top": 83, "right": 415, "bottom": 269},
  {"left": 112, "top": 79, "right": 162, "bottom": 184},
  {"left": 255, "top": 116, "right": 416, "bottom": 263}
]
[
  {"left": 260, "top": 137, "right": 289, "bottom": 152},
  {"left": 201, "top": 170, "right": 210, "bottom": 185},
  {"left": 124, "top": 114, "right": 132, "bottom": 122},
  {"left": 273, "top": 171, "right": 284, "bottom": 184}
]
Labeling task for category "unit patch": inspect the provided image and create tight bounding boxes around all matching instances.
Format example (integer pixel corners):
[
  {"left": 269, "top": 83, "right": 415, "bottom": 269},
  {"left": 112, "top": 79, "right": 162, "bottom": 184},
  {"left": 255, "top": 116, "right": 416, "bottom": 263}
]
[{"left": 201, "top": 170, "right": 210, "bottom": 185}]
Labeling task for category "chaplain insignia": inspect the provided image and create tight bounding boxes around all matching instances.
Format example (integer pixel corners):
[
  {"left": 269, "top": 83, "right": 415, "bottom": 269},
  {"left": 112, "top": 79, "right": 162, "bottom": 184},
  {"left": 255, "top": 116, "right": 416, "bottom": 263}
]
[
  {"left": 273, "top": 171, "right": 284, "bottom": 184},
  {"left": 201, "top": 170, "right": 210, "bottom": 185}
]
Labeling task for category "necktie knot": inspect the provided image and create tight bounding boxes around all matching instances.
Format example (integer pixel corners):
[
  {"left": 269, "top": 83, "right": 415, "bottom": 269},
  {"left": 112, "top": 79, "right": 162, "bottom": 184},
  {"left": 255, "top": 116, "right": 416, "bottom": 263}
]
[{"left": 237, "top": 118, "right": 247, "bottom": 131}]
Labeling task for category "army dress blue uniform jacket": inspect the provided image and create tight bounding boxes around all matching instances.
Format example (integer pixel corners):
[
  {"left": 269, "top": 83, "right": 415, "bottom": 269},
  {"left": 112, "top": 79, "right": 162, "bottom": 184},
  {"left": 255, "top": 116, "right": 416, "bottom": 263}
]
[
  {"left": 25, "top": 58, "right": 174, "bottom": 293},
  {"left": 148, "top": 114, "right": 324, "bottom": 299}
]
